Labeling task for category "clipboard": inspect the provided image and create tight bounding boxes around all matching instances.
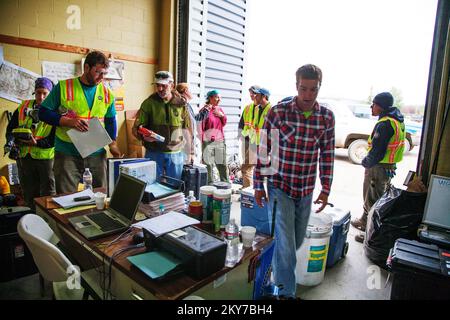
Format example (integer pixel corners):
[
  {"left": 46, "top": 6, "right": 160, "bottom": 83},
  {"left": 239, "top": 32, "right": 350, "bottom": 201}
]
[{"left": 67, "top": 117, "right": 112, "bottom": 158}]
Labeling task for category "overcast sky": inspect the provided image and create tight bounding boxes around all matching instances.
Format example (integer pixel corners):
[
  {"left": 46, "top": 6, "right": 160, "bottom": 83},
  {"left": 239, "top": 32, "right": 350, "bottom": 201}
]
[{"left": 243, "top": 0, "right": 438, "bottom": 106}]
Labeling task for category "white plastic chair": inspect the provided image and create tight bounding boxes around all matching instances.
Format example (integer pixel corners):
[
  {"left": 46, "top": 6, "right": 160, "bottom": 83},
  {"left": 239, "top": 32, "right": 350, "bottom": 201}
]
[{"left": 17, "top": 214, "right": 99, "bottom": 300}]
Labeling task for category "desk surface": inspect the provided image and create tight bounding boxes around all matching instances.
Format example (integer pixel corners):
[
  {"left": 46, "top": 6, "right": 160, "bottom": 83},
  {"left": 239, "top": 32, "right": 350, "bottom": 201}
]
[{"left": 35, "top": 195, "right": 272, "bottom": 300}]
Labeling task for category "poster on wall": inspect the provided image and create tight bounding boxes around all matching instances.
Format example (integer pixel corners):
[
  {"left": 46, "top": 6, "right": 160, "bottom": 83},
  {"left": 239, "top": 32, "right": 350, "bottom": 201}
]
[
  {"left": 42, "top": 61, "right": 81, "bottom": 84},
  {"left": 0, "top": 60, "right": 40, "bottom": 103}
]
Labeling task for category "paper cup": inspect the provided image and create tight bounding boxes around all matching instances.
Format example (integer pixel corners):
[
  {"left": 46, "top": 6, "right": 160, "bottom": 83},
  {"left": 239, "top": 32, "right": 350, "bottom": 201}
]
[
  {"left": 94, "top": 192, "right": 106, "bottom": 210},
  {"left": 241, "top": 226, "right": 256, "bottom": 248}
]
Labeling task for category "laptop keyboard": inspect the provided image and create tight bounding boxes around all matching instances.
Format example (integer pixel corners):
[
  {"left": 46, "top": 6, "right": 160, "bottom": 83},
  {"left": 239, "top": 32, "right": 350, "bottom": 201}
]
[{"left": 88, "top": 212, "right": 125, "bottom": 231}]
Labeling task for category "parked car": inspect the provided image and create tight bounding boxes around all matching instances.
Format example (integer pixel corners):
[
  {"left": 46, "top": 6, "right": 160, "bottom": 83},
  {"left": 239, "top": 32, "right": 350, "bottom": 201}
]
[{"left": 320, "top": 99, "right": 414, "bottom": 164}]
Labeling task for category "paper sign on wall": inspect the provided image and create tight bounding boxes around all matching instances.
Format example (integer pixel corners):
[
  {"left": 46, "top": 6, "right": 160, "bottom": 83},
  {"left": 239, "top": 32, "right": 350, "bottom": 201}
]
[{"left": 42, "top": 61, "right": 80, "bottom": 84}]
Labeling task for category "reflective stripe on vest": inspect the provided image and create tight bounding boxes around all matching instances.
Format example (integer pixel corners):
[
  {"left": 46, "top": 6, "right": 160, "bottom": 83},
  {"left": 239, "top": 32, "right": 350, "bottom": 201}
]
[
  {"left": 367, "top": 117, "right": 405, "bottom": 164},
  {"left": 17, "top": 100, "right": 54, "bottom": 160},
  {"left": 241, "top": 102, "right": 271, "bottom": 145},
  {"left": 57, "top": 78, "right": 112, "bottom": 143}
]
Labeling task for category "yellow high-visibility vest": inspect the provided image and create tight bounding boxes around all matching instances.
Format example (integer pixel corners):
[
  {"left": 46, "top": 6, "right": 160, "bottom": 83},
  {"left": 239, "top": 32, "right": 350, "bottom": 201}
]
[
  {"left": 57, "top": 78, "right": 113, "bottom": 143},
  {"left": 17, "top": 99, "right": 54, "bottom": 159},
  {"left": 241, "top": 102, "right": 271, "bottom": 145},
  {"left": 367, "top": 116, "right": 406, "bottom": 164}
]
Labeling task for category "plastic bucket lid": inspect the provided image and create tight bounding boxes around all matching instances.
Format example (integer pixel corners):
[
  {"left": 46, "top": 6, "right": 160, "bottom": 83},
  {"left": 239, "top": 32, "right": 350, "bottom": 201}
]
[
  {"left": 212, "top": 181, "right": 232, "bottom": 189},
  {"left": 200, "top": 185, "right": 217, "bottom": 195},
  {"left": 306, "top": 213, "right": 333, "bottom": 238},
  {"left": 213, "top": 189, "right": 232, "bottom": 199}
]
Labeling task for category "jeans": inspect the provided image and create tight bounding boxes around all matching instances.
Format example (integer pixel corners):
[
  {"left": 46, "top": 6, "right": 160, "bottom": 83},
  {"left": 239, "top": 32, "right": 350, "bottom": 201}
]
[
  {"left": 267, "top": 184, "right": 313, "bottom": 298},
  {"left": 145, "top": 150, "right": 184, "bottom": 180}
]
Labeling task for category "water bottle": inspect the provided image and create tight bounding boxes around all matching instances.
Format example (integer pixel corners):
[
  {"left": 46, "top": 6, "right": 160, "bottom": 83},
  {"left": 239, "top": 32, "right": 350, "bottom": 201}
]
[
  {"left": 82, "top": 168, "right": 93, "bottom": 191},
  {"left": 224, "top": 218, "right": 240, "bottom": 267},
  {"left": 185, "top": 190, "right": 196, "bottom": 211}
]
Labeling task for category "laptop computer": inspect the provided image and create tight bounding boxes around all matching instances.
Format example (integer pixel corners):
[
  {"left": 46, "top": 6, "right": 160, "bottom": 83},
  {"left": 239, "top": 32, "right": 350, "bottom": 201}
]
[
  {"left": 418, "top": 174, "right": 450, "bottom": 248},
  {"left": 69, "top": 173, "right": 146, "bottom": 240}
]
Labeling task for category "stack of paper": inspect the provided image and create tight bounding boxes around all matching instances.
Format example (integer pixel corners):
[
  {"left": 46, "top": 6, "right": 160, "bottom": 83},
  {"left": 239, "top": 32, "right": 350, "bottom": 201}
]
[
  {"left": 138, "top": 192, "right": 185, "bottom": 217},
  {"left": 133, "top": 211, "right": 199, "bottom": 237},
  {"left": 52, "top": 189, "right": 95, "bottom": 209}
]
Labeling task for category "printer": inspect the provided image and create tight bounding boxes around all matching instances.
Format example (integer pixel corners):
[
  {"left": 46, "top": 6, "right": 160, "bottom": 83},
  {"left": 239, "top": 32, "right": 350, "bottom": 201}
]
[{"left": 143, "top": 226, "right": 227, "bottom": 279}]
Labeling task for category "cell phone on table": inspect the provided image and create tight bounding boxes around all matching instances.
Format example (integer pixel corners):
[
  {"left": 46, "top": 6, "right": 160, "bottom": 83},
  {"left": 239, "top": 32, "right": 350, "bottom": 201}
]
[{"left": 73, "top": 196, "right": 91, "bottom": 202}]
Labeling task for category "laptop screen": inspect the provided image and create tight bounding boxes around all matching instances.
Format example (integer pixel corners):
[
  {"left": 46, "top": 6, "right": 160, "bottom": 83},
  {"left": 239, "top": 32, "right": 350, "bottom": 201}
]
[
  {"left": 109, "top": 173, "right": 146, "bottom": 222},
  {"left": 422, "top": 175, "right": 450, "bottom": 230}
]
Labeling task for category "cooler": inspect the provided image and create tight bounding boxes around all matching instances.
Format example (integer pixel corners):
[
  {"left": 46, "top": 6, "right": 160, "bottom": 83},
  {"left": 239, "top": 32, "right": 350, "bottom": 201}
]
[
  {"left": 324, "top": 206, "right": 351, "bottom": 268},
  {"left": 240, "top": 187, "right": 271, "bottom": 235},
  {"left": 387, "top": 238, "right": 450, "bottom": 300}
]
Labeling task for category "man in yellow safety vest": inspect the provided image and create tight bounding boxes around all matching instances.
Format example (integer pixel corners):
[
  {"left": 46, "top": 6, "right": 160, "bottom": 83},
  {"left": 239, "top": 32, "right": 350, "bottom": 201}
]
[
  {"left": 39, "top": 51, "right": 122, "bottom": 194},
  {"left": 351, "top": 92, "right": 406, "bottom": 243},
  {"left": 239, "top": 86, "right": 271, "bottom": 188},
  {"left": 5, "top": 77, "right": 55, "bottom": 209}
]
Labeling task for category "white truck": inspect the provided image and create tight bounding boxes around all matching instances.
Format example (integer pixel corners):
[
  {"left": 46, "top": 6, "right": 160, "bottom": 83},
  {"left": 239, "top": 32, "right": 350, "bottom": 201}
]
[{"left": 320, "top": 99, "right": 413, "bottom": 164}]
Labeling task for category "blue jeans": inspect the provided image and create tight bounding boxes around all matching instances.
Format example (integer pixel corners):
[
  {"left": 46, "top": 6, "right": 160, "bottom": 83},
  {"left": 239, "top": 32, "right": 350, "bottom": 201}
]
[
  {"left": 145, "top": 150, "right": 184, "bottom": 180},
  {"left": 267, "top": 184, "right": 313, "bottom": 298}
]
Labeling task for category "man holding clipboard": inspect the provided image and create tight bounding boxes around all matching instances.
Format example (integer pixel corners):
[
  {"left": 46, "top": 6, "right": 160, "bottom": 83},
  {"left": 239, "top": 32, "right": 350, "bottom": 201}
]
[{"left": 39, "top": 51, "right": 122, "bottom": 193}]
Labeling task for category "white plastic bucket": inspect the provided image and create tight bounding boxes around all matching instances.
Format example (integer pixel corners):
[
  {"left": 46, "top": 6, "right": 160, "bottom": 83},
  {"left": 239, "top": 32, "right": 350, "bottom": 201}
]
[
  {"left": 296, "top": 212, "right": 333, "bottom": 286},
  {"left": 199, "top": 185, "right": 217, "bottom": 223}
]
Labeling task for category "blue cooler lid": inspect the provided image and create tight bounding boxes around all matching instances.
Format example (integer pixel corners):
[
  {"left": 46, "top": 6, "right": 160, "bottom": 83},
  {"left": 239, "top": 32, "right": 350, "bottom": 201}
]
[{"left": 322, "top": 207, "right": 351, "bottom": 226}]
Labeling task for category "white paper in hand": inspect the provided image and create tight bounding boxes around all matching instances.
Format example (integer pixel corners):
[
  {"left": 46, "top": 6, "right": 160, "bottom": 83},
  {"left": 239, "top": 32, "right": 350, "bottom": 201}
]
[{"left": 67, "top": 117, "right": 112, "bottom": 158}]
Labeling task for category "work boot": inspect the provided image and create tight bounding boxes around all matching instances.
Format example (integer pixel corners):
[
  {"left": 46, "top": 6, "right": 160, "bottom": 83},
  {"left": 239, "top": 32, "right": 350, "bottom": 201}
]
[
  {"left": 351, "top": 217, "right": 367, "bottom": 232},
  {"left": 354, "top": 233, "right": 365, "bottom": 243}
]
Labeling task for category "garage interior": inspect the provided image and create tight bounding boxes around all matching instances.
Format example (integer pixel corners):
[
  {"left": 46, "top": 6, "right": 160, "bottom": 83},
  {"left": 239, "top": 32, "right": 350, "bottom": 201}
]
[{"left": 0, "top": 0, "right": 449, "bottom": 300}]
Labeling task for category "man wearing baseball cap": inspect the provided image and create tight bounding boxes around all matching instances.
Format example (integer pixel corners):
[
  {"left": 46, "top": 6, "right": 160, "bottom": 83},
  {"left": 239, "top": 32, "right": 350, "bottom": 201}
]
[
  {"left": 133, "top": 71, "right": 191, "bottom": 179},
  {"left": 5, "top": 77, "right": 56, "bottom": 209},
  {"left": 351, "top": 92, "right": 406, "bottom": 243}
]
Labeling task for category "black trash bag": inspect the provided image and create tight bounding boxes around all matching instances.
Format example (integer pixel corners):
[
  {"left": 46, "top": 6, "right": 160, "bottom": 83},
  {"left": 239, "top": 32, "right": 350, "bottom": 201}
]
[{"left": 364, "top": 185, "right": 427, "bottom": 268}]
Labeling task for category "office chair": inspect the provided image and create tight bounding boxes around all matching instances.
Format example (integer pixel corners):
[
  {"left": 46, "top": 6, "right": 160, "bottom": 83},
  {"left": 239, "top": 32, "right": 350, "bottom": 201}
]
[{"left": 17, "top": 214, "right": 100, "bottom": 300}]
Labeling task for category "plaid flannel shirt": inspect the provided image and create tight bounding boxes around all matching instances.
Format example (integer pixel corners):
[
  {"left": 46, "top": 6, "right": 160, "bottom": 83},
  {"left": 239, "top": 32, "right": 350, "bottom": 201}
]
[{"left": 254, "top": 99, "right": 335, "bottom": 198}]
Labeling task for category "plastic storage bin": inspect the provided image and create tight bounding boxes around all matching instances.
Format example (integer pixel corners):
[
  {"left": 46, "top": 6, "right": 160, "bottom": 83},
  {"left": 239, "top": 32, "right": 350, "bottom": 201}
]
[
  {"left": 324, "top": 207, "right": 351, "bottom": 268},
  {"left": 240, "top": 187, "right": 271, "bottom": 235},
  {"left": 296, "top": 213, "right": 333, "bottom": 286}
]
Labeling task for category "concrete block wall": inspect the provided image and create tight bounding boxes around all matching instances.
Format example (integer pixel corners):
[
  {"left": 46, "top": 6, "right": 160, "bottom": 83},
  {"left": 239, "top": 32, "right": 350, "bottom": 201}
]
[{"left": 0, "top": 0, "right": 161, "bottom": 175}]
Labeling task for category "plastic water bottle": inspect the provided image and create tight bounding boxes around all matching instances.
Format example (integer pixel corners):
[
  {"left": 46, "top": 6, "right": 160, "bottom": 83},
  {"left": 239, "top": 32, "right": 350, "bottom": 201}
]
[
  {"left": 185, "top": 190, "right": 196, "bottom": 211},
  {"left": 224, "top": 218, "right": 240, "bottom": 267},
  {"left": 82, "top": 168, "right": 93, "bottom": 191}
]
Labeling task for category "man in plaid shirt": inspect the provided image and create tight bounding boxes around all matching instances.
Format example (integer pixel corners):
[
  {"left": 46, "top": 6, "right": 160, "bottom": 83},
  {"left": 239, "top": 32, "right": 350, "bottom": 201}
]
[{"left": 254, "top": 64, "right": 335, "bottom": 299}]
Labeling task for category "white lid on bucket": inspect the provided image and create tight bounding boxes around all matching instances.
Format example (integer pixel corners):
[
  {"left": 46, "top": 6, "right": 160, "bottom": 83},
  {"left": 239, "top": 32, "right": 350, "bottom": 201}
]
[
  {"left": 240, "top": 186, "right": 255, "bottom": 197},
  {"left": 200, "top": 185, "right": 217, "bottom": 195},
  {"left": 306, "top": 213, "right": 333, "bottom": 238},
  {"left": 213, "top": 189, "right": 232, "bottom": 199}
]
